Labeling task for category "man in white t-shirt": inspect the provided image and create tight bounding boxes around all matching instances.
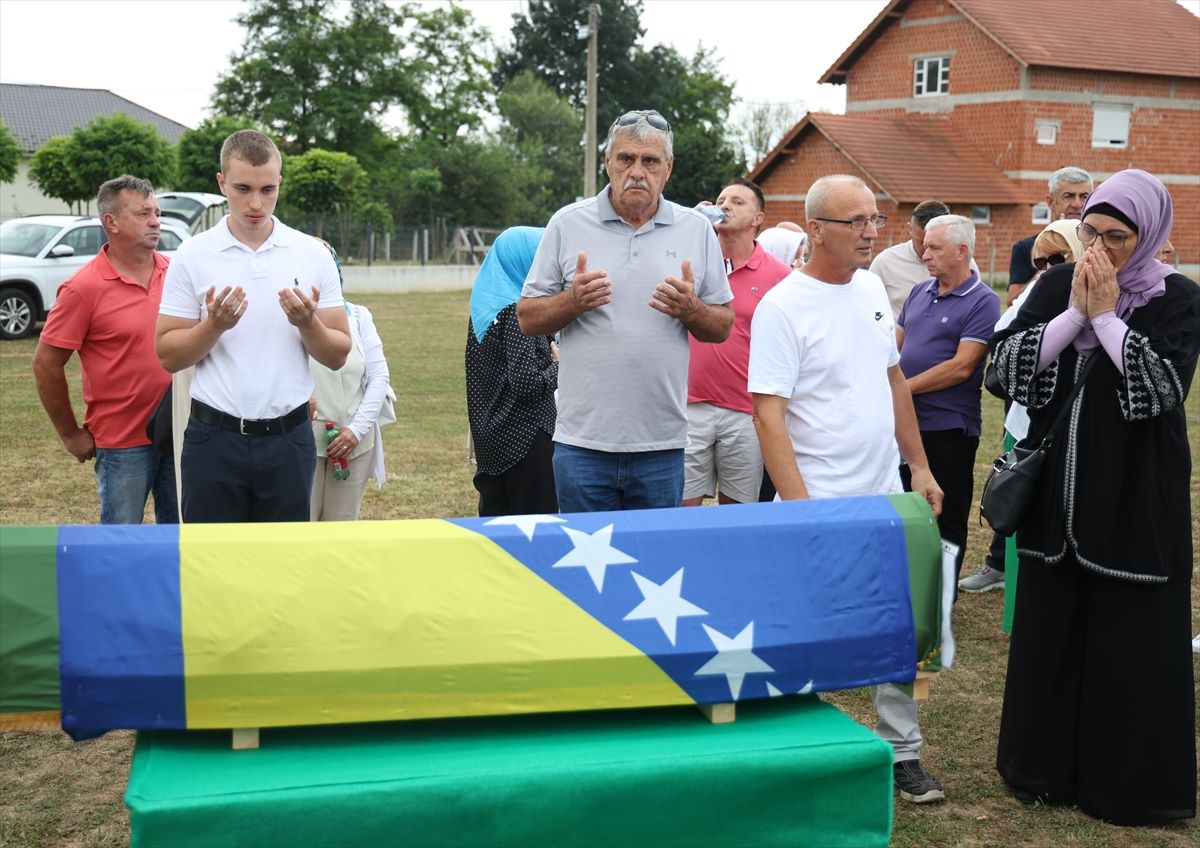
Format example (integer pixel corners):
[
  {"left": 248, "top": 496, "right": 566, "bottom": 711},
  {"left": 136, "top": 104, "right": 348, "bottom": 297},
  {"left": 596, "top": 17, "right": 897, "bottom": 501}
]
[
  {"left": 748, "top": 174, "right": 947, "bottom": 805},
  {"left": 155, "top": 130, "right": 350, "bottom": 522}
]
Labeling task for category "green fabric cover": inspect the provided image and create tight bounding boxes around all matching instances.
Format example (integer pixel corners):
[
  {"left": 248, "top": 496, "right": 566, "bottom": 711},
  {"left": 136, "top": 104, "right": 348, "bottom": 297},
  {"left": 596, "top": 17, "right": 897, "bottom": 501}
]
[
  {"left": 126, "top": 697, "right": 893, "bottom": 848},
  {"left": 886, "top": 493, "right": 943, "bottom": 672},
  {"left": 0, "top": 525, "right": 59, "bottom": 713}
]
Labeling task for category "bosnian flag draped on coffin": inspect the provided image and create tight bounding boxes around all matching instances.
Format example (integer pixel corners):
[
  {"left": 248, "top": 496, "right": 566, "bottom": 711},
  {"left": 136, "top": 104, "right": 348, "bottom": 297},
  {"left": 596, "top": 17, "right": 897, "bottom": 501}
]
[{"left": 55, "top": 495, "right": 941, "bottom": 739}]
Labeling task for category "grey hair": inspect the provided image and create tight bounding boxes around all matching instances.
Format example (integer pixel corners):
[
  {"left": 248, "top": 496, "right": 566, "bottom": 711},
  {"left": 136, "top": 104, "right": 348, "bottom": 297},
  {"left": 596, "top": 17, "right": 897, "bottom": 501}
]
[
  {"left": 604, "top": 117, "right": 673, "bottom": 161},
  {"left": 924, "top": 214, "right": 975, "bottom": 255},
  {"left": 1048, "top": 166, "right": 1092, "bottom": 195},
  {"left": 805, "top": 174, "right": 869, "bottom": 220},
  {"left": 97, "top": 175, "right": 155, "bottom": 219}
]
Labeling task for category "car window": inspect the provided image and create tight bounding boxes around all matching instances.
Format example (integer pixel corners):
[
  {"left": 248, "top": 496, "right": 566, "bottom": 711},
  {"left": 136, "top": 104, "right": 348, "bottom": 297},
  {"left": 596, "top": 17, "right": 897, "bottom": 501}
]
[
  {"left": 0, "top": 221, "right": 61, "bottom": 257},
  {"left": 158, "top": 230, "right": 182, "bottom": 251},
  {"left": 57, "top": 226, "right": 104, "bottom": 257}
]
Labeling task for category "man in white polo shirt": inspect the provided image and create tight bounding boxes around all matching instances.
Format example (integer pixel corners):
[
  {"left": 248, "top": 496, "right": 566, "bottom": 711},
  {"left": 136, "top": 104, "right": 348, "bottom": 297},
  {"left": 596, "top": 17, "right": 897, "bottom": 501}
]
[
  {"left": 155, "top": 130, "right": 350, "bottom": 522},
  {"left": 518, "top": 109, "right": 733, "bottom": 512}
]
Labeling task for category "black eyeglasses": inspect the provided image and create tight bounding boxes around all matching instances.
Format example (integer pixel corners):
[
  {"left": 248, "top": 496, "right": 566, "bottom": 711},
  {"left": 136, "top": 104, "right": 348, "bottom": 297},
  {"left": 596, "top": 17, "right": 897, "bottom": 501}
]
[
  {"left": 815, "top": 214, "right": 888, "bottom": 232},
  {"left": 1032, "top": 252, "right": 1068, "bottom": 271},
  {"left": 612, "top": 110, "right": 671, "bottom": 133},
  {"left": 1077, "top": 223, "right": 1133, "bottom": 250}
]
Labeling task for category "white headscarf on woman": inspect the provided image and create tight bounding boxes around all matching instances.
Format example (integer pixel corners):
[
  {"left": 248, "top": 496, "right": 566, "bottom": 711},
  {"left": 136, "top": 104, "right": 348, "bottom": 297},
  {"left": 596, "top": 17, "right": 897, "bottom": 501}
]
[{"left": 757, "top": 227, "right": 806, "bottom": 267}]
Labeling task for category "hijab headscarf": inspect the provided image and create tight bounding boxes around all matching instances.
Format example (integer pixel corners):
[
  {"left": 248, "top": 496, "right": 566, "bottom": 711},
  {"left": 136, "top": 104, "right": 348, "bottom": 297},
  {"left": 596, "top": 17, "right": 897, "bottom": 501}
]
[
  {"left": 1033, "top": 218, "right": 1085, "bottom": 262},
  {"left": 469, "top": 226, "right": 545, "bottom": 343},
  {"left": 757, "top": 227, "right": 805, "bottom": 267},
  {"left": 1072, "top": 169, "right": 1173, "bottom": 353}
]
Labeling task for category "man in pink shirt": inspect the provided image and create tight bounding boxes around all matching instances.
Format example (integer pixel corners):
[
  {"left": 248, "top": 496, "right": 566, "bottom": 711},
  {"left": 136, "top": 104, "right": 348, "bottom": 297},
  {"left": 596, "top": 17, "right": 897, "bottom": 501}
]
[
  {"left": 33, "top": 175, "right": 177, "bottom": 524},
  {"left": 684, "top": 179, "right": 792, "bottom": 505}
]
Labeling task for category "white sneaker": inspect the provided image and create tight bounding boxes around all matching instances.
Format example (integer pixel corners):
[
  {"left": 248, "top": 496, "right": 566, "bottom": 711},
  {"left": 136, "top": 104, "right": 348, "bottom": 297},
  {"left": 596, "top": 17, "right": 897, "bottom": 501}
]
[{"left": 958, "top": 564, "right": 1004, "bottom": 593}]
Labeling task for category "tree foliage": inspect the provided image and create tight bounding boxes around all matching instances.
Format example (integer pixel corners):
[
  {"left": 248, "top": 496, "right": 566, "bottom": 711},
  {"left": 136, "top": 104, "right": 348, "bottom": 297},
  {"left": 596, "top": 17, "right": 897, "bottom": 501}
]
[
  {"left": 66, "top": 114, "right": 176, "bottom": 197},
  {"left": 498, "top": 71, "right": 583, "bottom": 223},
  {"left": 738, "top": 101, "right": 806, "bottom": 169},
  {"left": 213, "top": 0, "right": 492, "bottom": 154},
  {"left": 496, "top": 0, "right": 745, "bottom": 207},
  {"left": 283, "top": 148, "right": 367, "bottom": 238},
  {"left": 176, "top": 115, "right": 256, "bottom": 193},
  {"left": 29, "top": 136, "right": 90, "bottom": 212},
  {"left": 0, "top": 121, "right": 21, "bottom": 184}
]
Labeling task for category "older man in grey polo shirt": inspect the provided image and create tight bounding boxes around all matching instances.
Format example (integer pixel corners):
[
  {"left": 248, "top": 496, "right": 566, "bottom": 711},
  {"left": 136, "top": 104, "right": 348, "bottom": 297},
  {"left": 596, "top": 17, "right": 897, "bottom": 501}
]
[{"left": 518, "top": 109, "right": 733, "bottom": 513}]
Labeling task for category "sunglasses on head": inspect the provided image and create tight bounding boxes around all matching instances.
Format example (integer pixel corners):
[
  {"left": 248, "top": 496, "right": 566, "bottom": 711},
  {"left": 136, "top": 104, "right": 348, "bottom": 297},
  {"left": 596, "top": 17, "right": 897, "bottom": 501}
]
[
  {"left": 612, "top": 110, "right": 671, "bottom": 133},
  {"left": 1032, "top": 252, "right": 1069, "bottom": 271}
]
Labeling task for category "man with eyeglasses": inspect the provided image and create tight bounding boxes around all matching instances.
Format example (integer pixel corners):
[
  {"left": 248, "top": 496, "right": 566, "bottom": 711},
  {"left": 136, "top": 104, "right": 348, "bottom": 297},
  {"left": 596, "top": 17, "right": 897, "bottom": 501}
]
[
  {"left": 870, "top": 200, "right": 980, "bottom": 319},
  {"left": 518, "top": 109, "right": 733, "bottom": 512},
  {"left": 896, "top": 214, "right": 1000, "bottom": 592},
  {"left": 749, "top": 174, "right": 947, "bottom": 805},
  {"left": 1008, "top": 166, "right": 1092, "bottom": 306}
]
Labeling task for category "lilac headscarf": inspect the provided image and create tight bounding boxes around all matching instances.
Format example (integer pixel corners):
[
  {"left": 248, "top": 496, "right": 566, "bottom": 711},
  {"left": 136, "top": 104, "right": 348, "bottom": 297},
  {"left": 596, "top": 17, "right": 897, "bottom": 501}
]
[{"left": 1073, "top": 169, "right": 1173, "bottom": 353}]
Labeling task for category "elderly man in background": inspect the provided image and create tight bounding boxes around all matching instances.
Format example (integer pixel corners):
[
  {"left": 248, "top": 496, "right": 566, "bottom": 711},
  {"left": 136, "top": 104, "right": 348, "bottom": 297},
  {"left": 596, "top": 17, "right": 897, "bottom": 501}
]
[
  {"left": 518, "top": 109, "right": 732, "bottom": 513},
  {"left": 33, "top": 175, "right": 177, "bottom": 524},
  {"left": 871, "top": 200, "right": 979, "bottom": 319},
  {"left": 896, "top": 214, "right": 1000, "bottom": 582},
  {"left": 1008, "top": 166, "right": 1092, "bottom": 305},
  {"left": 749, "top": 173, "right": 946, "bottom": 805},
  {"left": 683, "top": 178, "right": 790, "bottom": 507}
]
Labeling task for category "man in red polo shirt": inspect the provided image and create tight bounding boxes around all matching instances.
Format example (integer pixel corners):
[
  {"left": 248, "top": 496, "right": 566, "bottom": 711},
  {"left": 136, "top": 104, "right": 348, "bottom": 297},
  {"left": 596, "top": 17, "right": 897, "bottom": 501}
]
[
  {"left": 683, "top": 178, "right": 792, "bottom": 506},
  {"left": 33, "top": 175, "right": 177, "bottom": 524}
]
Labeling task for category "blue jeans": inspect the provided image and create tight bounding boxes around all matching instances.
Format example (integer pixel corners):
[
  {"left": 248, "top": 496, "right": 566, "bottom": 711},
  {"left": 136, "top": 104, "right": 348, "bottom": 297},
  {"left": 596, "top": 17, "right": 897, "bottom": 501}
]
[
  {"left": 94, "top": 446, "right": 178, "bottom": 524},
  {"left": 553, "top": 443, "right": 684, "bottom": 513}
]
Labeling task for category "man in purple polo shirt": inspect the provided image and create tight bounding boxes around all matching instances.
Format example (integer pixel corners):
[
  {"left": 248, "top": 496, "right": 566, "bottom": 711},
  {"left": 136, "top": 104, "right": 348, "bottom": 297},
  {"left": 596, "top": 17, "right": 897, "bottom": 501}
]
[{"left": 897, "top": 214, "right": 1000, "bottom": 580}]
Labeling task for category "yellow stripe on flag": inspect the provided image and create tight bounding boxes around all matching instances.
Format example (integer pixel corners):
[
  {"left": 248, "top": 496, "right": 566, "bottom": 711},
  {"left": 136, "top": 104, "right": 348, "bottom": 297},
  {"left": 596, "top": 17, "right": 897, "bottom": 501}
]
[{"left": 180, "top": 521, "right": 690, "bottom": 729}]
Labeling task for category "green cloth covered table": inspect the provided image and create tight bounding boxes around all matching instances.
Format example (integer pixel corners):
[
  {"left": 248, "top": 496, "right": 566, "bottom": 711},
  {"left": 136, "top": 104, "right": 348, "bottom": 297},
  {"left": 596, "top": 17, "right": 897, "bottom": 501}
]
[{"left": 126, "top": 697, "right": 892, "bottom": 848}]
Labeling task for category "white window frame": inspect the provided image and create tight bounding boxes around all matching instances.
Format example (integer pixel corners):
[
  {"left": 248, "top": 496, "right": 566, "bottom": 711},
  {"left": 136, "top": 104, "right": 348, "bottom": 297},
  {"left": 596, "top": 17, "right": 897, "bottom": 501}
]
[
  {"left": 1035, "top": 121, "right": 1058, "bottom": 145},
  {"left": 970, "top": 205, "right": 991, "bottom": 225},
  {"left": 1031, "top": 203, "right": 1051, "bottom": 225},
  {"left": 1092, "top": 104, "right": 1131, "bottom": 149},
  {"left": 913, "top": 56, "right": 950, "bottom": 97}
]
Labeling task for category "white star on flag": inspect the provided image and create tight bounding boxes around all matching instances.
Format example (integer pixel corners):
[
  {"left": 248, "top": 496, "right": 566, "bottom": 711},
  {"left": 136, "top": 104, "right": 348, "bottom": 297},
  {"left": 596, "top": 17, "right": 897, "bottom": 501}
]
[
  {"left": 624, "top": 568, "right": 707, "bottom": 645},
  {"left": 551, "top": 523, "right": 637, "bottom": 591},
  {"left": 483, "top": 514, "right": 566, "bottom": 541},
  {"left": 695, "top": 622, "right": 774, "bottom": 701},
  {"left": 766, "top": 679, "right": 814, "bottom": 697}
]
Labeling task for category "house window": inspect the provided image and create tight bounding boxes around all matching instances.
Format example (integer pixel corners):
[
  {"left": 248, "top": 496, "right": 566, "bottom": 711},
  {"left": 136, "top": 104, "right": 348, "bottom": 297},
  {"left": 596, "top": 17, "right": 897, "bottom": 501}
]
[
  {"left": 1092, "top": 105, "right": 1131, "bottom": 148},
  {"left": 970, "top": 205, "right": 991, "bottom": 225},
  {"left": 1035, "top": 121, "right": 1058, "bottom": 145},
  {"left": 1031, "top": 203, "right": 1051, "bottom": 225},
  {"left": 914, "top": 56, "right": 950, "bottom": 97}
]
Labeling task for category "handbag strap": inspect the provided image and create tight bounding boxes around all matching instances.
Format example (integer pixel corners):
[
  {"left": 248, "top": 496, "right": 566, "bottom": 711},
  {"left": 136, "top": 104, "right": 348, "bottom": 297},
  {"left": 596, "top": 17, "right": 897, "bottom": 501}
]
[{"left": 1036, "top": 353, "right": 1099, "bottom": 448}]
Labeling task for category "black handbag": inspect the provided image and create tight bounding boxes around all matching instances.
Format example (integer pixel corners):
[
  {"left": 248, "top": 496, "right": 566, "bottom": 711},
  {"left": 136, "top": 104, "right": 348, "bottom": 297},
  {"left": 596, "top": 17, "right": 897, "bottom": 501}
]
[
  {"left": 983, "top": 357, "right": 1007, "bottom": 400},
  {"left": 979, "top": 355, "right": 1096, "bottom": 536},
  {"left": 145, "top": 382, "right": 173, "bottom": 456}
]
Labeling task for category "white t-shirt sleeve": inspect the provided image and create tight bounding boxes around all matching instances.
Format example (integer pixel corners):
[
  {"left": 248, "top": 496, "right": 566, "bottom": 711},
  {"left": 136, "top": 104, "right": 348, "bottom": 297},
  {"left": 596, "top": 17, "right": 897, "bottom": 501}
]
[
  {"left": 159, "top": 252, "right": 201, "bottom": 319},
  {"left": 696, "top": 225, "right": 733, "bottom": 305},
  {"left": 315, "top": 250, "right": 343, "bottom": 310},
  {"left": 747, "top": 298, "right": 800, "bottom": 398},
  {"left": 521, "top": 221, "right": 565, "bottom": 299}
]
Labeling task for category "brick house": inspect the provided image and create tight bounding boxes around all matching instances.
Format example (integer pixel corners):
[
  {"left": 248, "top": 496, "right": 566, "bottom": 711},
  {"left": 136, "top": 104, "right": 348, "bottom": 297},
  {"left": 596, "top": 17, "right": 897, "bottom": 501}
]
[{"left": 748, "top": 0, "right": 1200, "bottom": 279}]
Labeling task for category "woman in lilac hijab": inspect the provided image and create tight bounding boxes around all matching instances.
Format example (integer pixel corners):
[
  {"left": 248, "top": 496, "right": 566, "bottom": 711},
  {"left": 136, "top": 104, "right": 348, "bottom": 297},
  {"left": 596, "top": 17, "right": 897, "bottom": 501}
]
[{"left": 989, "top": 169, "right": 1199, "bottom": 825}]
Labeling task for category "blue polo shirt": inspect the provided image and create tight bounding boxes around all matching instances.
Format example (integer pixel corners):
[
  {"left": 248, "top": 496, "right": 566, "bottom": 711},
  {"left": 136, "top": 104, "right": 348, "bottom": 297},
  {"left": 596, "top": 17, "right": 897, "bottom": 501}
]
[{"left": 897, "top": 272, "right": 1000, "bottom": 436}]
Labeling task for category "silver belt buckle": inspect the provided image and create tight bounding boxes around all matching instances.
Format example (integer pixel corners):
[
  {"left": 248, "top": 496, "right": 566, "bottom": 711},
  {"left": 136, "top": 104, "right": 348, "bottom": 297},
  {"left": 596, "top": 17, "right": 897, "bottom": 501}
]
[{"left": 239, "top": 418, "right": 249, "bottom": 435}]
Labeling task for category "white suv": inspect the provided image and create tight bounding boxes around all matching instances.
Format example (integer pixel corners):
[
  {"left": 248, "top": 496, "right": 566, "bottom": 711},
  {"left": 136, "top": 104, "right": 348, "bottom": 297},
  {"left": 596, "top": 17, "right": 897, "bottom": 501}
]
[{"left": 0, "top": 215, "right": 189, "bottom": 340}]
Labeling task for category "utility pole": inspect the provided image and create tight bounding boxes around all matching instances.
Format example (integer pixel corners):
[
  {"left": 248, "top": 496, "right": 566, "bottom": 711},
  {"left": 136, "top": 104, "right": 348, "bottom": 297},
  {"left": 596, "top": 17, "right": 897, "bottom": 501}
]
[{"left": 583, "top": 3, "right": 600, "bottom": 197}]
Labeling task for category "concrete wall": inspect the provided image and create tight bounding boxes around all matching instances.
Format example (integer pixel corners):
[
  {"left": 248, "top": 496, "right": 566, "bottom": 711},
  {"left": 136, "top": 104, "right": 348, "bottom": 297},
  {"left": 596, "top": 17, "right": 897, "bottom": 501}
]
[
  {"left": 0, "top": 160, "right": 79, "bottom": 222},
  {"left": 341, "top": 264, "right": 476, "bottom": 293}
]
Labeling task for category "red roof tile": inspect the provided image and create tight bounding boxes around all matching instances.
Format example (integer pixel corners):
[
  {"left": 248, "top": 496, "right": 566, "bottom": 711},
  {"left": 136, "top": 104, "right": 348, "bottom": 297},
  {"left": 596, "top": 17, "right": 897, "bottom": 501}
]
[
  {"left": 821, "top": 0, "right": 1200, "bottom": 83},
  {"left": 749, "top": 112, "right": 1027, "bottom": 205}
]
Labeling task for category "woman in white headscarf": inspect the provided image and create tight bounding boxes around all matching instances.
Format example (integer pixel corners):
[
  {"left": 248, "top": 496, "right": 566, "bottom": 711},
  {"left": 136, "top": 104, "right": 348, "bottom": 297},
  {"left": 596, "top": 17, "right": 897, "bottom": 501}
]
[{"left": 757, "top": 226, "right": 806, "bottom": 269}]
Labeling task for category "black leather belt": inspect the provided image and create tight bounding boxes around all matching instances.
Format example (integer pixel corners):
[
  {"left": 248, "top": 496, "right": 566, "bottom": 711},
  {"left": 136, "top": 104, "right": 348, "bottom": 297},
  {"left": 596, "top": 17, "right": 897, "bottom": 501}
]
[{"left": 191, "top": 400, "right": 309, "bottom": 436}]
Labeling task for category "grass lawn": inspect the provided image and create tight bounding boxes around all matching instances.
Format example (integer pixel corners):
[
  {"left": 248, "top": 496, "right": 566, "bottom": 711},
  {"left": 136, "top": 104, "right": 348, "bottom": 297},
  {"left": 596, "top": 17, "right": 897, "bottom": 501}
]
[{"left": 0, "top": 289, "right": 1196, "bottom": 847}]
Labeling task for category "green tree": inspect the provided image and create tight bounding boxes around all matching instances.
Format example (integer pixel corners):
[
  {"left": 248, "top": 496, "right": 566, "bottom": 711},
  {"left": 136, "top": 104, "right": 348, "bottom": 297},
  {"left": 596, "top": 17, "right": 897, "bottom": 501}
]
[
  {"left": 284, "top": 148, "right": 366, "bottom": 239},
  {"left": 176, "top": 115, "right": 255, "bottom": 192},
  {"left": 498, "top": 71, "right": 583, "bottom": 223},
  {"left": 65, "top": 114, "right": 176, "bottom": 198},
  {"left": 495, "top": 1, "right": 744, "bottom": 207},
  {"left": 0, "top": 121, "right": 21, "bottom": 184},
  {"left": 28, "top": 136, "right": 90, "bottom": 213},
  {"left": 213, "top": 0, "right": 491, "bottom": 155}
]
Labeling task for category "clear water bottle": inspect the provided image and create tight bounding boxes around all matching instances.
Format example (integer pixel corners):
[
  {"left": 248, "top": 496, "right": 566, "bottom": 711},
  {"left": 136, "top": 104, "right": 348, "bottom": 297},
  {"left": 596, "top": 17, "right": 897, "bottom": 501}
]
[
  {"left": 323, "top": 422, "right": 350, "bottom": 482},
  {"left": 696, "top": 203, "right": 726, "bottom": 225}
]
